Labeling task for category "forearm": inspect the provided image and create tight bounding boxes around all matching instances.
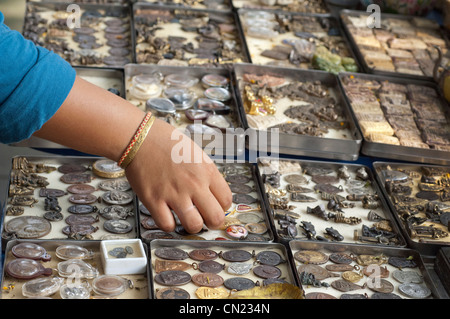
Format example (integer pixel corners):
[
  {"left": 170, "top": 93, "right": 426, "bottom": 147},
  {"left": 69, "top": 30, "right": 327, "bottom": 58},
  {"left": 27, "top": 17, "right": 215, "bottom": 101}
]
[{"left": 33, "top": 76, "right": 145, "bottom": 161}]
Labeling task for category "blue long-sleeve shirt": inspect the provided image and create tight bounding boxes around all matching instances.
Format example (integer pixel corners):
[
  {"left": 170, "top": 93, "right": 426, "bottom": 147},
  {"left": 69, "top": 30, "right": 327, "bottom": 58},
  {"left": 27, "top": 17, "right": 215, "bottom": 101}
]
[{"left": 0, "top": 11, "right": 76, "bottom": 144}]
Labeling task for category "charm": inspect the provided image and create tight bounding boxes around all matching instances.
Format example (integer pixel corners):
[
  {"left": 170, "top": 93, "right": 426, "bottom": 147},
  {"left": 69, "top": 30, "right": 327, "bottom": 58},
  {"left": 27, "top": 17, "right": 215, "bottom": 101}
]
[
  {"left": 156, "top": 287, "right": 190, "bottom": 299},
  {"left": 224, "top": 277, "right": 255, "bottom": 291},
  {"left": 225, "top": 225, "right": 248, "bottom": 239},
  {"left": 154, "top": 270, "right": 191, "bottom": 286},
  {"left": 192, "top": 273, "right": 224, "bottom": 287}
]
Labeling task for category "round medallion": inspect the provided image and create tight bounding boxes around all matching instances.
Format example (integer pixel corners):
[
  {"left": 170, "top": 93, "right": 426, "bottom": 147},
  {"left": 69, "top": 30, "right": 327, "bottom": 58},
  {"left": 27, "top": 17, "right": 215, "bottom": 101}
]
[
  {"left": 92, "top": 159, "right": 125, "bottom": 178},
  {"left": 44, "top": 211, "right": 64, "bottom": 222},
  {"left": 69, "top": 194, "right": 98, "bottom": 204},
  {"left": 367, "top": 278, "right": 394, "bottom": 293},
  {"left": 329, "top": 252, "right": 353, "bottom": 264},
  {"left": 232, "top": 194, "right": 257, "bottom": 205},
  {"left": 226, "top": 175, "right": 251, "bottom": 184},
  {"left": 102, "top": 191, "right": 133, "bottom": 205},
  {"left": 154, "top": 270, "right": 191, "bottom": 286},
  {"left": 221, "top": 250, "right": 253, "bottom": 262},
  {"left": 224, "top": 277, "right": 255, "bottom": 291},
  {"left": 63, "top": 224, "right": 98, "bottom": 236},
  {"left": 156, "top": 287, "right": 190, "bottom": 299},
  {"left": 92, "top": 275, "right": 129, "bottom": 296},
  {"left": 155, "top": 247, "right": 189, "bottom": 260},
  {"left": 284, "top": 174, "right": 308, "bottom": 184},
  {"left": 253, "top": 265, "right": 281, "bottom": 279},
  {"left": 142, "top": 230, "right": 176, "bottom": 240},
  {"left": 388, "top": 256, "right": 417, "bottom": 269},
  {"left": 98, "top": 179, "right": 131, "bottom": 192},
  {"left": 58, "top": 163, "right": 87, "bottom": 174},
  {"left": 5, "top": 216, "right": 51, "bottom": 239},
  {"left": 39, "top": 188, "right": 66, "bottom": 197},
  {"left": 101, "top": 205, "right": 133, "bottom": 220},
  {"left": 256, "top": 251, "right": 284, "bottom": 266},
  {"left": 103, "top": 219, "right": 133, "bottom": 234},
  {"left": 192, "top": 273, "right": 224, "bottom": 287},
  {"left": 237, "top": 213, "right": 262, "bottom": 224},
  {"left": 67, "top": 184, "right": 96, "bottom": 194},
  {"left": 188, "top": 249, "right": 218, "bottom": 261},
  {"left": 305, "top": 292, "right": 337, "bottom": 299},
  {"left": 294, "top": 250, "right": 329, "bottom": 264},
  {"left": 11, "top": 242, "right": 51, "bottom": 262},
  {"left": 392, "top": 270, "right": 423, "bottom": 284},
  {"left": 229, "top": 183, "right": 253, "bottom": 194},
  {"left": 65, "top": 214, "right": 98, "bottom": 226},
  {"left": 198, "top": 260, "right": 224, "bottom": 274},
  {"left": 398, "top": 283, "right": 431, "bottom": 299},
  {"left": 244, "top": 223, "right": 267, "bottom": 235},
  {"left": 325, "top": 264, "right": 355, "bottom": 272},
  {"left": 5, "top": 258, "right": 52, "bottom": 280}
]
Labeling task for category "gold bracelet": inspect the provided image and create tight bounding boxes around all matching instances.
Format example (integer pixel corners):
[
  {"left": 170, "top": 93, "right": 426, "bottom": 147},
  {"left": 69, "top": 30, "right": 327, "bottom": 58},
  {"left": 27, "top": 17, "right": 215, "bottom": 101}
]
[{"left": 118, "top": 112, "right": 155, "bottom": 169}]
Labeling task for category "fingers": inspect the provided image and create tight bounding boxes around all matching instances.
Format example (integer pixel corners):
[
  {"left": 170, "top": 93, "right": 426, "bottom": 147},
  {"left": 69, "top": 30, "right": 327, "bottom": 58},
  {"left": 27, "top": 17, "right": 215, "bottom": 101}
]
[
  {"left": 144, "top": 200, "right": 176, "bottom": 232},
  {"left": 169, "top": 198, "right": 205, "bottom": 234},
  {"left": 209, "top": 169, "right": 233, "bottom": 212},
  {"left": 192, "top": 190, "right": 226, "bottom": 231}
]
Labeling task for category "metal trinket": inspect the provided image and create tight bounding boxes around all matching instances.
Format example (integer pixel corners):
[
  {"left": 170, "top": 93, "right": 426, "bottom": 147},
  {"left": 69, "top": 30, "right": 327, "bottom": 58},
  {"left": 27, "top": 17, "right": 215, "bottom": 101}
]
[
  {"left": 329, "top": 252, "right": 353, "bottom": 264},
  {"left": 198, "top": 260, "right": 225, "bottom": 274},
  {"left": 284, "top": 174, "right": 308, "bottom": 185},
  {"left": 9, "top": 195, "right": 38, "bottom": 207},
  {"left": 189, "top": 249, "right": 218, "bottom": 261},
  {"left": 314, "top": 183, "right": 343, "bottom": 194},
  {"left": 290, "top": 193, "right": 317, "bottom": 202},
  {"left": 92, "top": 159, "right": 125, "bottom": 179},
  {"left": 68, "top": 204, "right": 98, "bottom": 214},
  {"left": 155, "top": 247, "right": 189, "bottom": 260},
  {"left": 62, "top": 224, "right": 98, "bottom": 237},
  {"left": 225, "top": 225, "right": 248, "bottom": 239},
  {"left": 229, "top": 183, "right": 253, "bottom": 194},
  {"left": 294, "top": 250, "right": 329, "bottom": 265},
  {"left": 331, "top": 279, "right": 365, "bottom": 292},
  {"left": 354, "top": 254, "right": 388, "bottom": 266},
  {"left": 98, "top": 179, "right": 131, "bottom": 192},
  {"left": 305, "top": 292, "right": 337, "bottom": 299},
  {"left": 220, "top": 249, "right": 254, "bottom": 262},
  {"left": 68, "top": 194, "right": 97, "bottom": 205},
  {"left": 311, "top": 175, "right": 340, "bottom": 185},
  {"left": 154, "top": 270, "right": 192, "bottom": 286},
  {"left": 367, "top": 278, "right": 394, "bottom": 294},
  {"left": 156, "top": 287, "right": 190, "bottom": 299},
  {"left": 39, "top": 188, "right": 66, "bottom": 197},
  {"left": 363, "top": 265, "right": 390, "bottom": 278},
  {"left": 388, "top": 256, "right": 417, "bottom": 269},
  {"left": 325, "top": 264, "right": 356, "bottom": 272},
  {"left": 398, "top": 283, "right": 431, "bottom": 299},
  {"left": 58, "top": 163, "right": 87, "bottom": 174},
  {"left": 5, "top": 216, "right": 52, "bottom": 239},
  {"left": 65, "top": 214, "right": 99, "bottom": 226},
  {"left": 255, "top": 251, "right": 285, "bottom": 266},
  {"left": 195, "top": 287, "right": 228, "bottom": 299},
  {"left": 192, "top": 273, "right": 224, "bottom": 287},
  {"left": 11, "top": 242, "right": 51, "bottom": 262},
  {"left": 103, "top": 220, "right": 133, "bottom": 234},
  {"left": 299, "top": 271, "right": 330, "bottom": 288},
  {"left": 223, "top": 277, "right": 255, "bottom": 291},
  {"left": 297, "top": 264, "right": 339, "bottom": 281},
  {"left": 392, "top": 270, "right": 423, "bottom": 284},
  {"left": 340, "top": 293, "right": 368, "bottom": 299},
  {"left": 227, "top": 262, "right": 253, "bottom": 275},
  {"left": 244, "top": 223, "right": 267, "bottom": 235},
  {"left": 342, "top": 270, "right": 363, "bottom": 283},
  {"left": 101, "top": 205, "right": 133, "bottom": 220},
  {"left": 232, "top": 194, "right": 257, "bottom": 205},
  {"left": 226, "top": 174, "right": 251, "bottom": 184},
  {"left": 60, "top": 173, "right": 92, "bottom": 184},
  {"left": 370, "top": 292, "right": 402, "bottom": 299},
  {"left": 237, "top": 213, "right": 262, "bottom": 224},
  {"left": 154, "top": 259, "right": 191, "bottom": 273},
  {"left": 286, "top": 184, "right": 314, "bottom": 193},
  {"left": 67, "top": 184, "right": 96, "bottom": 195},
  {"left": 102, "top": 191, "right": 133, "bottom": 205}
]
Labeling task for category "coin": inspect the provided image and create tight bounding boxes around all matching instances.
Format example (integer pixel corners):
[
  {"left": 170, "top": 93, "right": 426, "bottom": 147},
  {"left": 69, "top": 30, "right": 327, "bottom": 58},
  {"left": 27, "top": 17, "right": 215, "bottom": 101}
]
[
  {"left": 229, "top": 183, "right": 253, "bottom": 194},
  {"left": 60, "top": 173, "right": 92, "bottom": 184},
  {"left": 156, "top": 287, "right": 190, "bottom": 299},
  {"left": 103, "top": 220, "right": 133, "bottom": 234},
  {"left": 189, "top": 249, "right": 218, "bottom": 261},
  {"left": 141, "top": 230, "right": 176, "bottom": 240},
  {"left": 284, "top": 174, "right": 308, "bottom": 184},
  {"left": 294, "top": 250, "right": 329, "bottom": 264},
  {"left": 392, "top": 270, "right": 423, "bottom": 284},
  {"left": 68, "top": 204, "right": 98, "bottom": 214},
  {"left": 141, "top": 216, "right": 158, "bottom": 230},
  {"left": 253, "top": 265, "right": 281, "bottom": 279},
  {"left": 192, "top": 273, "right": 224, "bottom": 287},
  {"left": 224, "top": 277, "right": 255, "bottom": 291},
  {"left": 5, "top": 216, "right": 51, "bottom": 239},
  {"left": 154, "top": 270, "right": 191, "bottom": 286},
  {"left": 227, "top": 262, "right": 252, "bottom": 275},
  {"left": 221, "top": 250, "right": 253, "bottom": 262},
  {"left": 98, "top": 179, "right": 131, "bottom": 192},
  {"left": 398, "top": 283, "right": 431, "bottom": 299},
  {"left": 198, "top": 260, "right": 224, "bottom": 274},
  {"left": 58, "top": 163, "right": 87, "bottom": 174},
  {"left": 155, "top": 247, "right": 189, "bottom": 260},
  {"left": 67, "top": 184, "right": 96, "bottom": 195},
  {"left": 69, "top": 194, "right": 97, "bottom": 205},
  {"left": 226, "top": 175, "right": 251, "bottom": 184},
  {"left": 255, "top": 251, "right": 284, "bottom": 266},
  {"left": 103, "top": 55, "right": 129, "bottom": 66},
  {"left": 102, "top": 191, "right": 133, "bottom": 205},
  {"left": 92, "top": 159, "right": 125, "bottom": 178},
  {"left": 329, "top": 252, "right": 353, "bottom": 264}
]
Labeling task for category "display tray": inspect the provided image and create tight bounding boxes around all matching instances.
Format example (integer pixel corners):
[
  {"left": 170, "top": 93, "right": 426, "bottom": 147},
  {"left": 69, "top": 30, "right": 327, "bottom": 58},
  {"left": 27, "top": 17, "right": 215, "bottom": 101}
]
[
  {"left": 132, "top": 3, "right": 249, "bottom": 68},
  {"left": 238, "top": 9, "right": 360, "bottom": 75},
  {"left": 233, "top": 63, "right": 362, "bottom": 160},
  {"left": 23, "top": 2, "right": 134, "bottom": 68},
  {"left": 148, "top": 239, "right": 300, "bottom": 299},
  {"left": 140, "top": 0, "right": 232, "bottom": 11},
  {"left": 231, "top": 0, "right": 329, "bottom": 14},
  {"left": 2, "top": 156, "right": 139, "bottom": 246},
  {"left": 138, "top": 161, "right": 274, "bottom": 243},
  {"left": 373, "top": 162, "right": 450, "bottom": 258},
  {"left": 338, "top": 72, "right": 450, "bottom": 165},
  {"left": 255, "top": 157, "right": 406, "bottom": 248},
  {"left": 289, "top": 240, "right": 442, "bottom": 299},
  {"left": 435, "top": 247, "right": 450, "bottom": 296},
  {"left": 10, "top": 67, "right": 125, "bottom": 150},
  {"left": 124, "top": 64, "right": 245, "bottom": 156},
  {"left": 1, "top": 239, "right": 150, "bottom": 299},
  {"left": 340, "top": 10, "right": 450, "bottom": 81}
]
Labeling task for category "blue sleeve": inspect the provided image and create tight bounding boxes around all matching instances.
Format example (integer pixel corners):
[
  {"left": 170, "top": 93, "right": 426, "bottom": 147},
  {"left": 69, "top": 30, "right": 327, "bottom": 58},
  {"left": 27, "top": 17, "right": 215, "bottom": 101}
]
[{"left": 0, "top": 11, "right": 76, "bottom": 144}]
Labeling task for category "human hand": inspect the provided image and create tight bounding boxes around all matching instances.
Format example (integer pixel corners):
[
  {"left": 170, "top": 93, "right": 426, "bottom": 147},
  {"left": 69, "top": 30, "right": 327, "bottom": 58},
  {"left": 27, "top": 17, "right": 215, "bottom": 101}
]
[{"left": 125, "top": 118, "right": 232, "bottom": 234}]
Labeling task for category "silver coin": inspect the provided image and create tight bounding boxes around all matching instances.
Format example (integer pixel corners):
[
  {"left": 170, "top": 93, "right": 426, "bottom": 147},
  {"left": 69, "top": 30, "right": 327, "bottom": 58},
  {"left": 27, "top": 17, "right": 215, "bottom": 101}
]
[
  {"left": 392, "top": 270, "right": 423, "bottom": 284},
  {"left": 103, "top": 220, "right": 133, "bottom": 234},
  {"left": 98, "top": 179, "right": 131, "bottom": 192},
  {"left": 398, "top": 283, "right": 431, "bottom": 299},
  {"left": 102, "top": 191, "right": 133, "bottom": 205}
]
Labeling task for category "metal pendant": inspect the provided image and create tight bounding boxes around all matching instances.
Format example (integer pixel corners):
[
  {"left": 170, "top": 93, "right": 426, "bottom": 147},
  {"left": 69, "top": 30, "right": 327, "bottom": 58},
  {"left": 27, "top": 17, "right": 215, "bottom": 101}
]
[
  {"left": 156, "top": 287, "right": 190, "bottom": 299},
  {"left": 155, "top": 247, "right": 189, "bottom": 260},
  {"left": 154, "top": 270, "right": 191, "bottom": 286},
  {"left": 220, "top": 249, "right": 253, "bottom": 262},
  {"left": 224, "top": 277, "right": 255, "bottom": 291}
]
